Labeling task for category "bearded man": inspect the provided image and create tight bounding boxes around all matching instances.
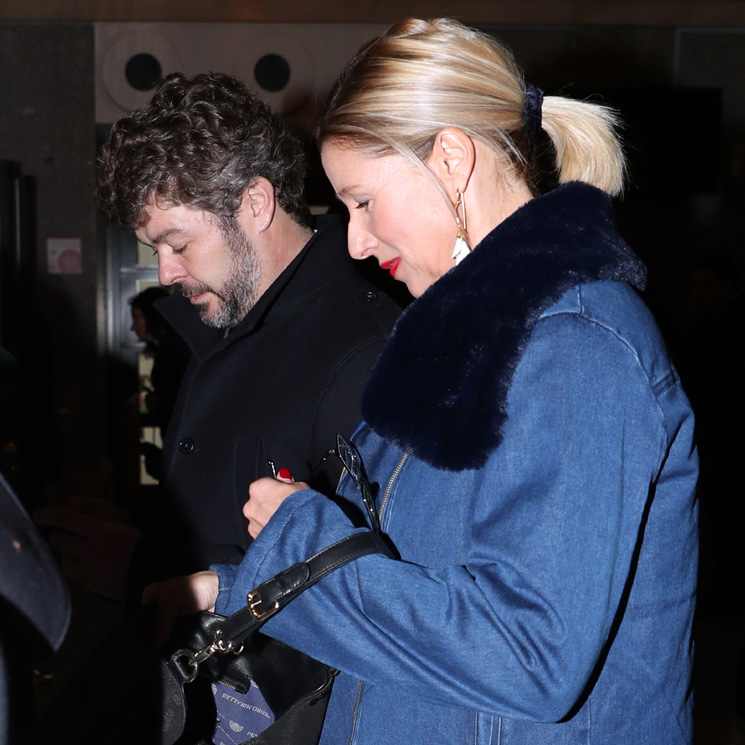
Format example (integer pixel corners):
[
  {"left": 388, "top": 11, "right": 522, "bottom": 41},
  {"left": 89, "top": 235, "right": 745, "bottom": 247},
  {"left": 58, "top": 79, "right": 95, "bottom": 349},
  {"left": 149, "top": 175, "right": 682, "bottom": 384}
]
[{"left": 36, "top": 72, "right": 402, "bottom": 604}]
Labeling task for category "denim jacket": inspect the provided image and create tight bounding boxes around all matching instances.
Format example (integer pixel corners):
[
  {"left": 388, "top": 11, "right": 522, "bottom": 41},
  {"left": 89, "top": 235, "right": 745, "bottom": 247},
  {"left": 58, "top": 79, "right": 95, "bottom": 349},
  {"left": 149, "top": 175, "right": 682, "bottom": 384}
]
[{"left": 215, "top": 183, "right": 698, "bottom": 744}]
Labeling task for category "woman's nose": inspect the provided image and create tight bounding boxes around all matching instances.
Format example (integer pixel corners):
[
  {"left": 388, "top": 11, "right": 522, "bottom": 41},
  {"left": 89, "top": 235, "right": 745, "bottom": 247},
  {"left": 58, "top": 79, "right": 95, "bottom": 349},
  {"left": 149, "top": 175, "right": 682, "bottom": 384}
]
[{"left": 347, "top": 218, "right": 377, "bottom": 260}]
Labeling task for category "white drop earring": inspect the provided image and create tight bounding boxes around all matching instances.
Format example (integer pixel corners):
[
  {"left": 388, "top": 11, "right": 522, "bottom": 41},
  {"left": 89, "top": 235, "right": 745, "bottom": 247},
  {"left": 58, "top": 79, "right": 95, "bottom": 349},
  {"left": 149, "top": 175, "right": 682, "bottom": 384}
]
[{"left": 452, "top": 189, "right": 470, "bottom": 265}]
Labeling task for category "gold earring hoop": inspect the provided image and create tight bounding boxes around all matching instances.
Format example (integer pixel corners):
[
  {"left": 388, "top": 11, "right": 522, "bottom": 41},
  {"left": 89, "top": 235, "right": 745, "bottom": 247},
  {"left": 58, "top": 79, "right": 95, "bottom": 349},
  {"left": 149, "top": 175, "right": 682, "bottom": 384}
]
[
  {"left": 452, "top": 189, "right": 470, "bottom": 265},
  {"left": 454, "top": 189, "right": 468, "bottom": 237}
]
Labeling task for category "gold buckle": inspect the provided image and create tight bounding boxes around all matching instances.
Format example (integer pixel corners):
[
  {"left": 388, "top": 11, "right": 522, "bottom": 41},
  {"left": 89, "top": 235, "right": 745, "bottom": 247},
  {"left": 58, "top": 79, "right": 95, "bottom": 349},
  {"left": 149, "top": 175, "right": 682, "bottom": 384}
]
[{"left": 247, "top": 590, "right": 280, "bottom": 620}]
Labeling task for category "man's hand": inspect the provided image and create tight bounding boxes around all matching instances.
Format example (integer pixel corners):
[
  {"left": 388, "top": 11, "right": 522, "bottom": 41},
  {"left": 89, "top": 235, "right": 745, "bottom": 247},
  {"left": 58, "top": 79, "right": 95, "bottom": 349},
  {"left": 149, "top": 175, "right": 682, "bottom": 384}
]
[
  {"left": 34, "top": 497, "right": 141, "bottom": 601},
  {"left": 244, "top": 477, "right": 307, "bottom": 539},
  {"left": 143, "top": 571, "right": 219, "bottom": 646}
]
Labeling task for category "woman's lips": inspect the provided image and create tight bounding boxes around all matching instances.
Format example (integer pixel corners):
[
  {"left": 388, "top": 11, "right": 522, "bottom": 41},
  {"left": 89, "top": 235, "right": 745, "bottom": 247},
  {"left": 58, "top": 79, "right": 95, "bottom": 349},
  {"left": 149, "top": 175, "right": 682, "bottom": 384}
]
[{"left": 380, "top": 258, "right": 401, "bottom": 278}]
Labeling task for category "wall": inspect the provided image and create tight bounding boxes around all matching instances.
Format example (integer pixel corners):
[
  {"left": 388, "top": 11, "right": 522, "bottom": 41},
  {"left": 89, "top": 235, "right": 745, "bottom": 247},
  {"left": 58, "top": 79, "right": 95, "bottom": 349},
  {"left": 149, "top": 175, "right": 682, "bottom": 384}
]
[
  {"left": 0, "top": 22, "right": 101, "bottom": 497},
  {"left": 2, "top": 0, "right": 745, "bottom": 25}
]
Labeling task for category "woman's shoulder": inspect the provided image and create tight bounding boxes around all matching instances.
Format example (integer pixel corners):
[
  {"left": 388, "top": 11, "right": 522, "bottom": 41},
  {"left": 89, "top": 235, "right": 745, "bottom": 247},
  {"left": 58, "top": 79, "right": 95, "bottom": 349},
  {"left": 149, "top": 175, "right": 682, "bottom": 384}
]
[
  {"left": 541, "top": 280, "right": 653, "bottom": 326},
  {"left": 536, "top": 280, "right": 677, "bottom": 389}
]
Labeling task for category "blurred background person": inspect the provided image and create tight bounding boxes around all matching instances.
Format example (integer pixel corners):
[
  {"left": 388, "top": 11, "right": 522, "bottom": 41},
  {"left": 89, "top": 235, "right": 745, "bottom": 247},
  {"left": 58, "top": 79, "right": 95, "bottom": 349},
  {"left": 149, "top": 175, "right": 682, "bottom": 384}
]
[{"left": 129, "top": 286, "right": 190, "bottom": 480}]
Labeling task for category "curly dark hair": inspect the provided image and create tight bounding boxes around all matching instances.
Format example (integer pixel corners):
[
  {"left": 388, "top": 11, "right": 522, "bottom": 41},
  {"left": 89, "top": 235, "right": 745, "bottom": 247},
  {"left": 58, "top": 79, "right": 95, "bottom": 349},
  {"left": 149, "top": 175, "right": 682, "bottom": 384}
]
[{"left": 96, "top": 72, "right": 311, "bottom": 230}]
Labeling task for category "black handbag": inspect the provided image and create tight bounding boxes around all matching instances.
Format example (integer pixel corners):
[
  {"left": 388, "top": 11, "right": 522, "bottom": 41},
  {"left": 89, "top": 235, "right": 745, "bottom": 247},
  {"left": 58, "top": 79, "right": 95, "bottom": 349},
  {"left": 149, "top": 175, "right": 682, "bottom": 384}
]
[{"left": 28, "top": 529, "right": 392, "bottom": 745}]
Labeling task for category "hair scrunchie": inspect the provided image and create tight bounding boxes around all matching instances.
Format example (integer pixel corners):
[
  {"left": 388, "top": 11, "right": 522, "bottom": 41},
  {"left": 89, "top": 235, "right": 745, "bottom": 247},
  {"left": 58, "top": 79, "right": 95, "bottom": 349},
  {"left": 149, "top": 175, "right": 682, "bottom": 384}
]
[{"left": 522, "top": 83, "right": 544, "bottom": 139}]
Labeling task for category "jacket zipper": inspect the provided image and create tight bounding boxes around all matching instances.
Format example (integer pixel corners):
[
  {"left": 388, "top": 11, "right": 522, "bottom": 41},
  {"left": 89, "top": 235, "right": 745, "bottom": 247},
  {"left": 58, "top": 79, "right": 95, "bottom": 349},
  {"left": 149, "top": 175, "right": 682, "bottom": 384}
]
[
  {"left": 346, "top": 452, "right": 407, "bottom": 745},
  {"left": 346, "top": 680, "right": 364, "bottom": 745},
  {"left": 378, "top": 453, "right": 407, "bottom": 525}
]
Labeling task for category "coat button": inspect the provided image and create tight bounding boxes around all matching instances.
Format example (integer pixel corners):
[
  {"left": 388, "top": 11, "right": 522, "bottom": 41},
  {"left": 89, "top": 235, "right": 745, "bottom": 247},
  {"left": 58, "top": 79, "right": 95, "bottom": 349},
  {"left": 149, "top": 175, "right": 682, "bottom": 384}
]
[
  {"left": 178, "top": 437, "right": 195, "bottom": 454},
  {"left": 363, "top": 290, "right": 377, "bottom": 301}
]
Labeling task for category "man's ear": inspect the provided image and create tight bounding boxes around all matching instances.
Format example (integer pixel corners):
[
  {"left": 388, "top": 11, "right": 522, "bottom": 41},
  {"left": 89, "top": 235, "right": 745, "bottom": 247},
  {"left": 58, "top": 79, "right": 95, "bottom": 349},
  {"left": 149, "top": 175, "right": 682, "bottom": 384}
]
[
  {"left": 241, "top": 177, "right": 276, "bottom": 233},
  {"left": 428, "top": 127, "right": 476, "bottom": 199}
]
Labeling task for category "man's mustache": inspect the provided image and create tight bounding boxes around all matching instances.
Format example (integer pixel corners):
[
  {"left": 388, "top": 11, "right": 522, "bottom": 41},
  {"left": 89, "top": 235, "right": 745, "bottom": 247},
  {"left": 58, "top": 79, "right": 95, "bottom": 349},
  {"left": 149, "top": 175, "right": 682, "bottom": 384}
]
[{"left": 176, "top": 281, "right": 213, "bottom": 299}]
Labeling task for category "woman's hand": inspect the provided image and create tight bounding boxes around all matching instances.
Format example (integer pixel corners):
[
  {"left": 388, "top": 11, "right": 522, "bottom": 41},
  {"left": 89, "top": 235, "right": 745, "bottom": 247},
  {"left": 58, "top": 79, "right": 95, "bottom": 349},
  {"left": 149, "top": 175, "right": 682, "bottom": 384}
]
[
  {"left": 244, "top": 475, "right": 308, "bottom": 539},
  {"left": 143, "top": 571, "right": 219, "bottom": 646}
]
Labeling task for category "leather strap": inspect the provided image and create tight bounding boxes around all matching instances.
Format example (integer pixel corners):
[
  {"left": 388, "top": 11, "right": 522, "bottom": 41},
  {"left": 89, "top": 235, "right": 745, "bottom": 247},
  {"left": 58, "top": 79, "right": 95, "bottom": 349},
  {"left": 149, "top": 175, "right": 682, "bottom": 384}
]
[{"left": 217, "top": 531, "right": 393, "bottom": 646}]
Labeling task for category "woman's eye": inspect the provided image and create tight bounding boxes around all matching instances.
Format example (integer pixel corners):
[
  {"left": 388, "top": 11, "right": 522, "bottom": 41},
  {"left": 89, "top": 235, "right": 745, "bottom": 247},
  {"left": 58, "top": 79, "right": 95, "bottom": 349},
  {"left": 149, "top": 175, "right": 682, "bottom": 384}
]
[{"left": 355, "top": 201, "right": 369, "bottom": 210}]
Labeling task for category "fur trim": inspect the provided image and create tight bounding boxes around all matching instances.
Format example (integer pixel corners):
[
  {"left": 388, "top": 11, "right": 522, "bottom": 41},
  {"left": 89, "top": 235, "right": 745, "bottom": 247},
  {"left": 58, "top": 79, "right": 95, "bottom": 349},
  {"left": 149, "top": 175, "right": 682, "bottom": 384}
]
[{"left": 361, "top": 182, "right": 647, "bottom": 471}]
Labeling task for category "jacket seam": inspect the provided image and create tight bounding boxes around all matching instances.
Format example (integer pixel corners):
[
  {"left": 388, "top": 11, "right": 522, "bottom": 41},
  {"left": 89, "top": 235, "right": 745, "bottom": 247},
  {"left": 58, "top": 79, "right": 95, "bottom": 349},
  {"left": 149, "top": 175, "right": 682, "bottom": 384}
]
[
  {"left": 537, "top": 305, "right": 663, "bottom": 394},
  {"left": 534, "top": 305, "right": 671, "bottom": 463},
  {"left": 538, "top": 283, "right": 680, "bottom": 397}
]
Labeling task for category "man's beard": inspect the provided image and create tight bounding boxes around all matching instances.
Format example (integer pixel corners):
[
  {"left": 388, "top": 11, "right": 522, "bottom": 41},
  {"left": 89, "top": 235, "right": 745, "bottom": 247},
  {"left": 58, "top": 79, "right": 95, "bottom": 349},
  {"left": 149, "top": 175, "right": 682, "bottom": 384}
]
[{"left": 176, "top": 220, "right": 262, "bottom": 329}]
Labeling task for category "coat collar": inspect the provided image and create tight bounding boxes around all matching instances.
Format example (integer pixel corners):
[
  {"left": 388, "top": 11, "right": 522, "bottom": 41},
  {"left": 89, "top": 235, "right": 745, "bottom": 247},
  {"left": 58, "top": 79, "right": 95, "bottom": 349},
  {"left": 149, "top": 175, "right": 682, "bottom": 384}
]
[{"left": 361, "top": 182, "right": 647, "bottom": 471}]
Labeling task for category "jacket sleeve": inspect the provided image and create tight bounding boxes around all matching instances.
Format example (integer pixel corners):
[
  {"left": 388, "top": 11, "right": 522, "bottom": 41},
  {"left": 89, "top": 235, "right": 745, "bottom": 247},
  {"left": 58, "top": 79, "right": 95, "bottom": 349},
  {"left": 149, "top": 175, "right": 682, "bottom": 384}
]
[{"left": 215, "top": 311, "right": 695, "bottom": 721}]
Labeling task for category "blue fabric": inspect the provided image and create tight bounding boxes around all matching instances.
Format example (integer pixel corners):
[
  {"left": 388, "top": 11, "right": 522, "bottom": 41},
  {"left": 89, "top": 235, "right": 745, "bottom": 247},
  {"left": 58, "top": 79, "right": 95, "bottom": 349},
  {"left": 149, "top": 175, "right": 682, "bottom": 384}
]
[{"left": 214, "top": 184, "right": 698, "bottom": 744}]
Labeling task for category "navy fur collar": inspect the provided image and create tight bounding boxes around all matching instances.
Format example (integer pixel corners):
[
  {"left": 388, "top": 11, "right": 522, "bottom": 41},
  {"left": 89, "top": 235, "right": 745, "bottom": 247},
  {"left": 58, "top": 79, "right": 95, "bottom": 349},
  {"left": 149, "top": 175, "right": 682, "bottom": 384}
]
[{"left": 361, "top": 182, "right": 647, "bottom": 471}]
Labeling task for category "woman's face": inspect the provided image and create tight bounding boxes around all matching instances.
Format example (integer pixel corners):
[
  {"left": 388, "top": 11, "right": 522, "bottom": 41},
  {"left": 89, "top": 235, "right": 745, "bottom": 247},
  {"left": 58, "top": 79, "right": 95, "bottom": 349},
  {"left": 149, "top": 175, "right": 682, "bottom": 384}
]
[
  {"left": 130, "top": 306, "right": 151, "bottom": 342},
  {"left": 321, "top": 141, "right": 456, "bottom": 298}
]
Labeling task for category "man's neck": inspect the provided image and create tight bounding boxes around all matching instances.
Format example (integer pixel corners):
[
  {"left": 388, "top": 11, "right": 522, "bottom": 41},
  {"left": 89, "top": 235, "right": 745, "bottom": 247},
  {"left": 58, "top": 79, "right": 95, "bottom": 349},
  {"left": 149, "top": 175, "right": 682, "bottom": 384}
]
[{"left": 254, "top": 211, "right": 314, "bottom": 299}]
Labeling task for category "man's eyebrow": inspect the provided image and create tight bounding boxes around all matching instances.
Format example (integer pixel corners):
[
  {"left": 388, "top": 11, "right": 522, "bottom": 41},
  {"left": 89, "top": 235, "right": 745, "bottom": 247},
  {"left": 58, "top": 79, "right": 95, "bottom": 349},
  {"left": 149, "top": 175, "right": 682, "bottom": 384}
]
[{"left": 145, "top": 227, "right": 183, "bottom": 247}]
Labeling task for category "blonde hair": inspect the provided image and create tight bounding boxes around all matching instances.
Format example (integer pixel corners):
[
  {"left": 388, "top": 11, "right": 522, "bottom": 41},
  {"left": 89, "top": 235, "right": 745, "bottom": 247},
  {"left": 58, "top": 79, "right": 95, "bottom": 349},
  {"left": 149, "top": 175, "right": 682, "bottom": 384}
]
[{"left": 318, "top": 18, "right": 625, "bottom": 196}]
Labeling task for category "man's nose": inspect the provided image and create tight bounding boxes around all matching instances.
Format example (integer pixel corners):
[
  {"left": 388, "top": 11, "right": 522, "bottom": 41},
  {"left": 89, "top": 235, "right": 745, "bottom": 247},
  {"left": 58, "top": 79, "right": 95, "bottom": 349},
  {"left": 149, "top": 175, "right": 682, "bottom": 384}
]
[{"left": 157, "top": 253, "right": 187, "bottom": 285}]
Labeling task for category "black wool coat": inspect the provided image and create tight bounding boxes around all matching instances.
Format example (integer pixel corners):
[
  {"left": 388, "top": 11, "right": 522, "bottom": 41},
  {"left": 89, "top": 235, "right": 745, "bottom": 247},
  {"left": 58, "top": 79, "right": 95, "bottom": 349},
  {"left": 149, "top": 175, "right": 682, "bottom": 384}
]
[{"left": 128, "top": 215, "right": 402, "bottom": 597}]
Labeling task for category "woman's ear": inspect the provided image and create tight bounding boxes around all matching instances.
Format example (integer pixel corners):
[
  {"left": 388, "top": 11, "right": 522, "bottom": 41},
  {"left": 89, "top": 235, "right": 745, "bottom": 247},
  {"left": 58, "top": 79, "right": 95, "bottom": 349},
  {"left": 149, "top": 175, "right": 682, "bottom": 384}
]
[
  {"left": 429, "top": 127, "right": 476, "bottom": 198},
  {"left": 242, "top": 177, "right": 276, "bottom": 233}
]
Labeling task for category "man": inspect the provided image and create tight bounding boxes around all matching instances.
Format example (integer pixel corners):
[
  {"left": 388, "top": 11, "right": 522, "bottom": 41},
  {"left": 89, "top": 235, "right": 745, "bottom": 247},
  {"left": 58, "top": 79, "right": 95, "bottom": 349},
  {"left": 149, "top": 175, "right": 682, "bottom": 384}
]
[{"left": 36, "top": 72, "right": 402, "bottom": 604}]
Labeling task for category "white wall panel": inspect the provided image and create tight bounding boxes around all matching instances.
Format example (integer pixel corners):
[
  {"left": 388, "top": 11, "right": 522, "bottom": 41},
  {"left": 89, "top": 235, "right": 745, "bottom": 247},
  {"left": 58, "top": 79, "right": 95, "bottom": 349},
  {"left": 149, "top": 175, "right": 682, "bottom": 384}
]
[{"left": 95, "top": 23, "right": 386, "bottom": 122}]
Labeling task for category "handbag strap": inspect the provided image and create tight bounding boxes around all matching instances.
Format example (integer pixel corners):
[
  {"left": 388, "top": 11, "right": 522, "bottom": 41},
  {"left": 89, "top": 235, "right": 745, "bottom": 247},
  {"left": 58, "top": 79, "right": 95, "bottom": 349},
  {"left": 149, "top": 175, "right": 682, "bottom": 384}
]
[
  {"left": 220, "top": 530, "right": 392, "bottom": 643},
  {"left": 170, "top": 530, "right": 393, "bottom": 682}
]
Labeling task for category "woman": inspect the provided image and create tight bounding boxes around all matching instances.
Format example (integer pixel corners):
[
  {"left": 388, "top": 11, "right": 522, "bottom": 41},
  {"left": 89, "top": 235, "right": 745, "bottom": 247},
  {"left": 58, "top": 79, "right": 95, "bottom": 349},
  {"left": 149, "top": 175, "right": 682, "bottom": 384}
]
[
  {"left": 130, "top": 286, "right": 190, "bottom": 439},
  {"left": 154, "top": 18, "right": 698, "bottom": 744}
]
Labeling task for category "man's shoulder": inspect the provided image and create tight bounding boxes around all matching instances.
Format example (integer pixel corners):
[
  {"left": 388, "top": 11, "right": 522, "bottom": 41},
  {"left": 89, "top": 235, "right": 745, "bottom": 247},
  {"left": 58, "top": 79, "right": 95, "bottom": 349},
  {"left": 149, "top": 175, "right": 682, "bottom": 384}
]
[{"left": 297, "top": 213, "right": 408, "bottom": 328}]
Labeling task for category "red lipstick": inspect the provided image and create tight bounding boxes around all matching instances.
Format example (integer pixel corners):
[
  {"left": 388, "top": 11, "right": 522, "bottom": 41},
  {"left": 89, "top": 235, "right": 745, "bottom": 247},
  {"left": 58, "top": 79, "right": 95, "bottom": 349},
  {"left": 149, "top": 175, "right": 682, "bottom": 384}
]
[{"left": 380, "top": 258, "right": 401, "bottom": 279}]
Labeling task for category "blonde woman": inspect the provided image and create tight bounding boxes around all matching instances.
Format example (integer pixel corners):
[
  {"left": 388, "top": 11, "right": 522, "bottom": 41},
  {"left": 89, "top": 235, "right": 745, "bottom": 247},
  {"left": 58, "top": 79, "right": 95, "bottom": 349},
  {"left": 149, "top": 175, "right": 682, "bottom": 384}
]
[{"left": 157, "top": 18, "right": 698, "bottom": 744}]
